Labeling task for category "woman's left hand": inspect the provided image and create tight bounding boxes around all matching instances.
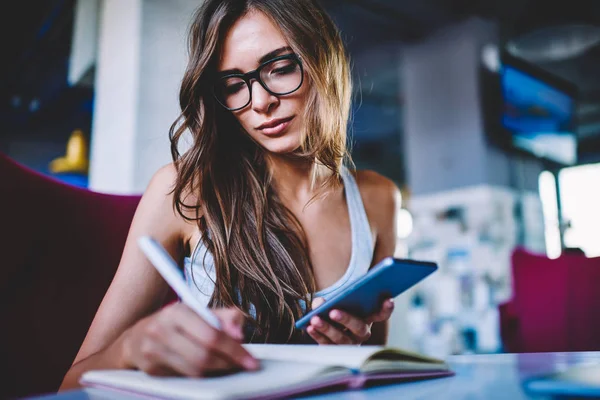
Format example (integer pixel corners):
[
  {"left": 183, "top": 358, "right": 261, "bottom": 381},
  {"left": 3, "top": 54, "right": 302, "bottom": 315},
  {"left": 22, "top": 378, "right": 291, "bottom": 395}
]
[{"left": 306, "top": 297, "right": 394, "bottom": 345}]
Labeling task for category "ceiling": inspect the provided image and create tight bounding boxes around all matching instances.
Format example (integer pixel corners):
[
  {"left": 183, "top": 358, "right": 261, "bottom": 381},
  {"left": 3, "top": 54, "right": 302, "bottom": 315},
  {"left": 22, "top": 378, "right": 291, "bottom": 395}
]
[
  {"left": 324, "top": 0, "right": 600, "bottom": 95},
  {"left": 322, "top": 0, "right": 600, "bottom": 159},
  {"left": 1, "top": 0, "right": 599, "bottom": 156}
]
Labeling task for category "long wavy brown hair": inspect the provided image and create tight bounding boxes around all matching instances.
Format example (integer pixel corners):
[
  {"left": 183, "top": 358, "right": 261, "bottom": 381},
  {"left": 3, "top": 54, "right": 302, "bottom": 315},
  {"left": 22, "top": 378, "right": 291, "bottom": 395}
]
[{"left": 169, "top": 0, "right": 352, "bottom": 343}]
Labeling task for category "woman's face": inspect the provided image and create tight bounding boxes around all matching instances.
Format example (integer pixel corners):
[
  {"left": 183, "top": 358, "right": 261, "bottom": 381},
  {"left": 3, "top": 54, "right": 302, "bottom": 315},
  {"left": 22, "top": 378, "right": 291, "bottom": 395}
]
[{"left": 217, "top": 11, "right": 309, "bottom": 154}]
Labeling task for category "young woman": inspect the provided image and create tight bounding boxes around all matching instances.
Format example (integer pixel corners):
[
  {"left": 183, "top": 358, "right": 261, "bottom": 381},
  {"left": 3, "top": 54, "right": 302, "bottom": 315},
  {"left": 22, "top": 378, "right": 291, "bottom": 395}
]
[{"left": 60, "top": 0, "right": 400, "bottom": 389}]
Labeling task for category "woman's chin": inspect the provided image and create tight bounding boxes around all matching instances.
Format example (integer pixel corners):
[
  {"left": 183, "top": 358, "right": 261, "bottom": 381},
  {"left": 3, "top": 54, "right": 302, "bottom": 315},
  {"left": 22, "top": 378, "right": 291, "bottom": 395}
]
[{"left": 260, "top": 134, "right": 301, "bottom": 155}]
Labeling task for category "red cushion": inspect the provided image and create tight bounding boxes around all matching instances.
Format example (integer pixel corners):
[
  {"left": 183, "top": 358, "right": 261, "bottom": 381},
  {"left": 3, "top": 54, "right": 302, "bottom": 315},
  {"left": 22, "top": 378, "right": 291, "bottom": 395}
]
[
  {"left": 568, "top": 255, "right": 600, "bottom": 351},
  {"left": 503, "top": 248, "right": 600, "bottom": 353},
  {"left": 0, "top": 154, "right": 141, "bottom": 398},
  {"left": 511, "top": 249, "right": 570, "bottom": 352}
]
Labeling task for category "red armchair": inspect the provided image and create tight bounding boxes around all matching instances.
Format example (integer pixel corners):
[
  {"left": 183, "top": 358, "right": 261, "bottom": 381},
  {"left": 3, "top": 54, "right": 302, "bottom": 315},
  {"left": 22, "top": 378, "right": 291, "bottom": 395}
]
[
  {"left": 500, "top": 248, "right": 600, "bottom": 353},
  {"left": 0, "top": 154, "right": 142, "bottom": 398}
]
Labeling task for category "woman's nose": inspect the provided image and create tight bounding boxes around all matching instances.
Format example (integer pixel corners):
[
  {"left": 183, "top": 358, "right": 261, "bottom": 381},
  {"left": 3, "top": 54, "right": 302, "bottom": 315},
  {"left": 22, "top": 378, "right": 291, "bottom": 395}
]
[{"left": 250, "top": 80, "right": 278, "bottom": 113}]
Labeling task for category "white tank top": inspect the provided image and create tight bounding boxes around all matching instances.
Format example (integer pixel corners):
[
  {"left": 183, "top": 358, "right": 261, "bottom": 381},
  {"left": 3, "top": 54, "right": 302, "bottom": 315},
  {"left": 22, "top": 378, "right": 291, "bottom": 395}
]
[{"left": 183, "top": 167, "right": 375, "bottom": 309}]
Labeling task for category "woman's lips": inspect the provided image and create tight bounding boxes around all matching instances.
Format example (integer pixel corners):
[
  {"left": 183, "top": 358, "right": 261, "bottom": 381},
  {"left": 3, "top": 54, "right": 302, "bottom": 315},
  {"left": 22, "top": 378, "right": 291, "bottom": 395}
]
[{"left": 259, "top": 117, "right": 294, "bottom": 136}]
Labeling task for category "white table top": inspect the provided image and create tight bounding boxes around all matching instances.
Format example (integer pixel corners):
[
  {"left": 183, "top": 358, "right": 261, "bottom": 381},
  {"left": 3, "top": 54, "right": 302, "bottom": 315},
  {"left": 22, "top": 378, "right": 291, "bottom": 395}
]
[{"left": 27, "top": 351, "right": 600, "bottom": 400}]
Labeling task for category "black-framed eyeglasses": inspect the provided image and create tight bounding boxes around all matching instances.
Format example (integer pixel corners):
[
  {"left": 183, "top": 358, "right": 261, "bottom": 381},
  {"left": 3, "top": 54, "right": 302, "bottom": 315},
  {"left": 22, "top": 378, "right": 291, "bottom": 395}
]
[{"left": 213, "top": 54, "right": 304, "bottom": 111}]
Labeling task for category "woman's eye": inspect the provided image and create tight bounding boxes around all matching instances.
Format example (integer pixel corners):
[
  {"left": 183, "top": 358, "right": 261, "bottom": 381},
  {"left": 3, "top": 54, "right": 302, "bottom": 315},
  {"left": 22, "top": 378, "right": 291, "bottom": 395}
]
[
  {"left": 269, "top": 60, "right": 297, "bottom": 75},
  {"left": 273, "top": 65, "right": 296, "bottom": 75},
  {"left": 223, "top": 82, "right": 245, "bottom": 95}
]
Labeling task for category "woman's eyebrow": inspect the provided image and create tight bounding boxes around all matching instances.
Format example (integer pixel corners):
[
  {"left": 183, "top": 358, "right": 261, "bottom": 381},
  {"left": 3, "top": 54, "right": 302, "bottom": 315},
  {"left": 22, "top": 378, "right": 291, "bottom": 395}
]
[
  {"left": 258, "top": 46, "right": 293, "bottom": 64},
  {"left": 218, "top": 46, "right": 293, "bottom": 77}
]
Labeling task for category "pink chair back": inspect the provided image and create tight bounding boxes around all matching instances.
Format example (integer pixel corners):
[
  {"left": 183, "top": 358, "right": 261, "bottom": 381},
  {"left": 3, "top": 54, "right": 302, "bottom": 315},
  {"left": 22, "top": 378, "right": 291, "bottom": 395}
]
[
  {"left": 500, "top": 248, "right": 600, "bottom": 353},
  {"left": 0, "top": 154, "right": 141, "bottom": 398}
]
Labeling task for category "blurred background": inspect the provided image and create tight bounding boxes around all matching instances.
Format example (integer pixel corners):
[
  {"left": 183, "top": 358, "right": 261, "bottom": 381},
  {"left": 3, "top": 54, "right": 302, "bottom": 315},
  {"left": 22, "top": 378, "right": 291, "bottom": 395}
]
[{"left": 1, "top": 0, "right": 599, "bottom": 357}]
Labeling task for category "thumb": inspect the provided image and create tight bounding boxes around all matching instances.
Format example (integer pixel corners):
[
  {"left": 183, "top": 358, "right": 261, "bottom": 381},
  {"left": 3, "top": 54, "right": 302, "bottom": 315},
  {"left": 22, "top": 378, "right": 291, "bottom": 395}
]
[
  {"left": 214, "top": 307, "right": 245, "bottom": 341},
  {"left": 311, "top": 297, "right": 326, "bottom": 309}
]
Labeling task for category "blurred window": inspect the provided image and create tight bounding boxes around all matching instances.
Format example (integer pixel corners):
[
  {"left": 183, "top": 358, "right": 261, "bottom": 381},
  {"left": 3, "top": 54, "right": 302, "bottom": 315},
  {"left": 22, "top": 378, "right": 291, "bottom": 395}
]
[
  {"left": 539, "top": 171, "right": 561, "bottom": 259},
  {"left": 558, "top": 163, "right": 600, "bottom": 257}
]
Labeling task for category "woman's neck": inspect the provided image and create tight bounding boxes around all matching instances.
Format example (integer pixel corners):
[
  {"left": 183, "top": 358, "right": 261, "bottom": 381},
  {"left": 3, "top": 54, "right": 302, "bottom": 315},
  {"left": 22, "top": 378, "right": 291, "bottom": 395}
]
[{"left": 267, "top": 154, "right": 325, "bottom": 205}]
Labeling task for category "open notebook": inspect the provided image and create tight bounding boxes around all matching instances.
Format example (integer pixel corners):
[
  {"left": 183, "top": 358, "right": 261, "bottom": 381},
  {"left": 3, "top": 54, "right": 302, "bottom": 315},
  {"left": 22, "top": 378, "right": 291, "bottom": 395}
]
[{"left": 81, "top": 344, "right": 453, "bottom": 399}]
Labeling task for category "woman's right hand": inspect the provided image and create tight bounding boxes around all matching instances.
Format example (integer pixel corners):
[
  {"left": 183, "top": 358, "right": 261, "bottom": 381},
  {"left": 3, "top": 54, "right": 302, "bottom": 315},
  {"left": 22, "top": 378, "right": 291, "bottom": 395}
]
[{"left": 118, "top": 303, "right": 259, "bottom": 377}]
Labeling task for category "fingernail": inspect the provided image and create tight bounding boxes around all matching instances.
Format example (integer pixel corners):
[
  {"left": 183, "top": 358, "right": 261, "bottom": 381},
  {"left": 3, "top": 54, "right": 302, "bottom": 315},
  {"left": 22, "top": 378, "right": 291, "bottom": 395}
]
[
  {"left": 243, "top": 356, "right": 260, "bottom": 370},
  {"left": 330, "top": 311, "right": 342, "bottom": 321},
  {"left": 386, "top": 300, "right": 394, "bottom": 308},
  {"left": 312, "top": 317, "right": 323, "bottom": 328}
]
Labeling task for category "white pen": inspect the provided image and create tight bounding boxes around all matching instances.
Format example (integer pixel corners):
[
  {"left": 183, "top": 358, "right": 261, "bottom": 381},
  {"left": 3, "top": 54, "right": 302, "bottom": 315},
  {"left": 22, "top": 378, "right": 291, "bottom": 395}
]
[{"left": 137, "top": 235, "right": 222, "bottom": 330}]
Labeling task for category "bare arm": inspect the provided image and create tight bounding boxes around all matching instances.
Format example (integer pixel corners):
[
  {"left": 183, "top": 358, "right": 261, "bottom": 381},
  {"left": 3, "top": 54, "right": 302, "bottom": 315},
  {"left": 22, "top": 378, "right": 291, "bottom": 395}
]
[
  {"left": 59, "top": 165, "right": 185, "bottom": 389},
  {"left": 60, "top": 165, "right": 257, "bottom": 390}
]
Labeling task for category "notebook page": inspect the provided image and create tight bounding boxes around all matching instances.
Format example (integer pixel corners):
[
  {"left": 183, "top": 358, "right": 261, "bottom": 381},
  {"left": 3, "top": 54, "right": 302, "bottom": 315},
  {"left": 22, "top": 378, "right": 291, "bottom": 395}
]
[
  {"left": 82, "top": 360, "right": 347, "bottom": 400},
  {"left": 362, "top": 359, "right": 450, "bottom": 374},
  {"left": 244, "top": 344, "right": 383, "bottom": 370}
]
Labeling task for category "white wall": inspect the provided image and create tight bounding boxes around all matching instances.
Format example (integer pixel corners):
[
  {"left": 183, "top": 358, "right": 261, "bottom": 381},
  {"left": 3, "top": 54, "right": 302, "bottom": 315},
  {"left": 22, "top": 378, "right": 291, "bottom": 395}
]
[
  {"left": 402, "top": 18, "right": 494, "bottom": 196},
  {"left": 401, "top": 17, "right": 545, "bottom": 196},
  {"left": 69, "top": 0, "right": 100, "bottom": 87},
  {"left": 134, "top": 0, "right": 197, "bottom": 193},
  {"left": 397, "top": 18, "right": 547, "bottom": 355},
  {"left": 88, "top": 0, "right": 142, "bottom": 194},
  {"left": 89, "top": 0, "right": 198, "bottom": 194}
]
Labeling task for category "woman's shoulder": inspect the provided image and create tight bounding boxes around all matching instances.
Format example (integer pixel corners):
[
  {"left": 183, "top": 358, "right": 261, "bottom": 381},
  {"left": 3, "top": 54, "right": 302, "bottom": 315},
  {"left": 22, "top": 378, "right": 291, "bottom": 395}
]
[
  {"left": 352, "top": 169, "right": 400, "bottom": 204},
  {"left": 147, "top": 163, "right": 201, "bottom": 208},
  {"left": 143, "top": 163, "right": 201, "bottom": 235},
  {"left": 149, "top": 162, "right": 178, "bottom": 188},
  {"left": 352, "top": 169, "right": 401, "bottom": 226},
  {"left": 145, "top": 163, "right": 181, "bottom": 206}
]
